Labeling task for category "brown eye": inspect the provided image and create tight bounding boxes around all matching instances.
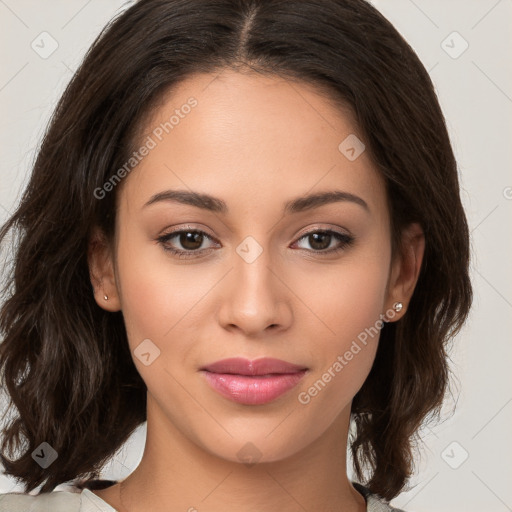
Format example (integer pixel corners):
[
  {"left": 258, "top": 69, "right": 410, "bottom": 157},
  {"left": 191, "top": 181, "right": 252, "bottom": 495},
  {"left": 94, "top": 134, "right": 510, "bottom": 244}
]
[
  {"left": 294, "top": 229, "right": 354, "bottom": 254},
  {"left": 178, "top": 231, "right": 204, "bottom": 250},
  {"left": 157, "top": 229, "right": 218, "bottom": 258},
  {"left": 308, "top": 232, "right": 332, "bottom": 251}
]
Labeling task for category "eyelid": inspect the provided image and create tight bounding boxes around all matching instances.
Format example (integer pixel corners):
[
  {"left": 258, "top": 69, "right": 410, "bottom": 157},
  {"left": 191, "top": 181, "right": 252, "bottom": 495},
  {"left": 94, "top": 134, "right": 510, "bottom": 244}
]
[
  {"left": 158, "top": 225, "right": 351, "bottom": 243},
  {"left": 294, "top": 224, "right": 352, "bottom": 239},
  {"left": 158, "top": 225, "right": 219, "bottom": 246},
  {"left": 159, "top": 222, "right": 352, "bottom": 238},
  {"left": 158, "top": 223, "right": 214, "bottom": 237},
  {"left": 155, "top": 227, "right": 218, "bottom": 261},
  {"left": 292, "top": 228, "right": 354, "bottom": 253},
  {"left": 156, "top": 224, "right": 354, "bottom": 257}
]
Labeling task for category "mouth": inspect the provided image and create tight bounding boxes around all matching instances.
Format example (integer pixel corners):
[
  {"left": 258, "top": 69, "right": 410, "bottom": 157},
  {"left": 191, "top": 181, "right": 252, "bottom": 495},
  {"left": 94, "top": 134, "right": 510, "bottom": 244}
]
[
  {"left": 200, "top": 357, "right": 308, "bottom": 376},
  {"left": 199, "top": 357, "right": 308, "bottom": 405}
]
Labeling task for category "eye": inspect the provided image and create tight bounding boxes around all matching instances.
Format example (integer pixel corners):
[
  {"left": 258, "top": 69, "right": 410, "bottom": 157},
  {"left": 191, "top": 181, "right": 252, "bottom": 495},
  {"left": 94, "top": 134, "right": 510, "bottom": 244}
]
[
  {"left": 292, "top": 229, "right": 354, "bottom": 255},
  {"left": 157, "top": 228, "right": 218, "bottom": 258},
  {"left": 156, "top": 227, "right": 355, "bottom": 259}
]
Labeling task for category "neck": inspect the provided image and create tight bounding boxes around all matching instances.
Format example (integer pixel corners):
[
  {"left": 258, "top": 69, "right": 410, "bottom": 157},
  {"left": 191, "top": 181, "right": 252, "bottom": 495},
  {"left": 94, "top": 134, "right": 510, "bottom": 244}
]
[{"left": 104, "top": 396, "right": 366, "bottom": 512}]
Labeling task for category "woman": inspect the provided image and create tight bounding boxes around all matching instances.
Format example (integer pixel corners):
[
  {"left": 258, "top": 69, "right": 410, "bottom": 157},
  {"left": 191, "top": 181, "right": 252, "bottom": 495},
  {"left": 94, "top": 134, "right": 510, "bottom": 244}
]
[{"left": 0, "top": 0, "right": 472, "bottom": 511}]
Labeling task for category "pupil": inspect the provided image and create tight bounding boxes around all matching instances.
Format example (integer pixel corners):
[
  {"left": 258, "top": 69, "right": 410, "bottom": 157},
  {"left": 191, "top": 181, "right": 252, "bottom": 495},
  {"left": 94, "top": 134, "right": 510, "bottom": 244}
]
[
  {"left": 310, "top": 233, "right": 330, "bottom": 250},
  {"left": 181, "top": 232, "right": 203, "bottom": 250}
]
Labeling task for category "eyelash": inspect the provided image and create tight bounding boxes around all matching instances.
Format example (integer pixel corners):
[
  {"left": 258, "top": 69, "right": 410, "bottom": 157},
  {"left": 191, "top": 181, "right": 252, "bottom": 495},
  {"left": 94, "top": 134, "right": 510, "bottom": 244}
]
[{"left": 156, "top": 227, "right": 355, "bottom": 259}]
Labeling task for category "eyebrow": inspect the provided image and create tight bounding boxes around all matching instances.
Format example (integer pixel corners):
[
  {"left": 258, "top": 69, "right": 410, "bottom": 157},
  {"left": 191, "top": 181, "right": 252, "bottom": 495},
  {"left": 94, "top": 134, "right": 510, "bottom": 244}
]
[{"left": 143, "top": 189, "right": 369, "bottom": 214}]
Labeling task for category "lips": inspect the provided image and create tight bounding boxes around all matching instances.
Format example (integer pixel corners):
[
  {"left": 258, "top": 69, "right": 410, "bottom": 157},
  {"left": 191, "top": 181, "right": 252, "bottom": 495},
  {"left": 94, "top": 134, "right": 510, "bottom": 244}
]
[
  {"left": 200, "top": 357, "right": 308, "bottom": 405},
  {"left": 200, "top": 357, "right": 308, "bottom": 376}
]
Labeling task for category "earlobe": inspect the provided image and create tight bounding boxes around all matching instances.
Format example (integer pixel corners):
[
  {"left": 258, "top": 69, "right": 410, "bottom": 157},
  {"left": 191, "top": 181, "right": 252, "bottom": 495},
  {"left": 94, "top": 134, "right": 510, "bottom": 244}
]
[
  {"left": 385, "top": 223, "right": 425, "bottom": 321},
  {"left": 88, "top": 226, "right": 121, "bottom": 312}
]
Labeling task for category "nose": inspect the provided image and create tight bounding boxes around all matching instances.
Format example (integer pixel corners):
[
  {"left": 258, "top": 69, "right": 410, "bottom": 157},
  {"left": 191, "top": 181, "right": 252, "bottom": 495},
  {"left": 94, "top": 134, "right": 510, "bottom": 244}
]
[{"left": 216, "top": 249, "right": 293, "bottom": 338}]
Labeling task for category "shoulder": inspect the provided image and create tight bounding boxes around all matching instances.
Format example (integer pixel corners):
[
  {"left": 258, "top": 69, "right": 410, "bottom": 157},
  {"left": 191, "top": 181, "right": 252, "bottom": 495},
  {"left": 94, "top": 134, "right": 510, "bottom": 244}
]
[
  {"left": 0, "top": 484, "right": 117, "bottom": 512},
  {"left": 353, "top": 482, "right": 407, "bottom": 512},
  {"left": 0, "top": 489, "right": 81, "bottom": 512}
]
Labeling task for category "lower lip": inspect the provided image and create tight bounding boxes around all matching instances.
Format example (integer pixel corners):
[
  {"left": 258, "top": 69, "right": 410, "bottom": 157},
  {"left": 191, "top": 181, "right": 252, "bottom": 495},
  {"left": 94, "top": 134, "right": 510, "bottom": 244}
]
[{"left": 201, "top": 370, "right": 307, "bottom": 405}]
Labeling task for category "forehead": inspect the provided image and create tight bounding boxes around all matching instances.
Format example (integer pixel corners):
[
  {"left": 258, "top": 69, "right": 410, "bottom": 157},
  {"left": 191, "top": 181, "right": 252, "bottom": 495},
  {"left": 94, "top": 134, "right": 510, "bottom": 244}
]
[{"left": 121, "top": 69, "right": 387, "bottom": 218}]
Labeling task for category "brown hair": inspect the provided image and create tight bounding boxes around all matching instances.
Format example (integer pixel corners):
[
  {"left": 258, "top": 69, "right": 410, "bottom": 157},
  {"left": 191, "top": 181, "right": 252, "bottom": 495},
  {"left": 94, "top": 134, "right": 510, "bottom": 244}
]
[{"left": 0, "top": 0, "right": 472, "bottom": 500}]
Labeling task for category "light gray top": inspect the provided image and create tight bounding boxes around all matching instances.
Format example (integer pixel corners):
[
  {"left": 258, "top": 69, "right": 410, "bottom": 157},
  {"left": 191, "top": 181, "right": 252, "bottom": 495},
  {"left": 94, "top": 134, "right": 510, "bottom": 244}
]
[{"left": 0, "top": 484, "right": 406, "bottom": 511}]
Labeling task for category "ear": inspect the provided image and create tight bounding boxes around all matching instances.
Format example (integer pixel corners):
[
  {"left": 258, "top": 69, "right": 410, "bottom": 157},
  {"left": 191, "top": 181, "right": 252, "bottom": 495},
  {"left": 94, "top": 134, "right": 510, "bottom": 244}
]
[
  {"left": 384, "top": 222, "right": 425, "bottom": 321},
  {"left": 88, "top": 226, "right": 121, "bottom": 312}
]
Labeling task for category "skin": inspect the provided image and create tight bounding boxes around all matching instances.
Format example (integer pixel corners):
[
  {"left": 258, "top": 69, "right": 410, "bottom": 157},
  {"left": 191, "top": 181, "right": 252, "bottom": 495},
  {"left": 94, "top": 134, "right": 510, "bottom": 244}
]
[{"left": 88, "top": 68, "right": 425, "bottom": 512}]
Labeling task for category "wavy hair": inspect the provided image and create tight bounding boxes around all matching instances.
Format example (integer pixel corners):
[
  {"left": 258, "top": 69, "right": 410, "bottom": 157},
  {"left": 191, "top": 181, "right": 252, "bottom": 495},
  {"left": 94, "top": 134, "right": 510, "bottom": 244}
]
[{"left": 0, "top": 0, "right": 472, "bottom": 500}]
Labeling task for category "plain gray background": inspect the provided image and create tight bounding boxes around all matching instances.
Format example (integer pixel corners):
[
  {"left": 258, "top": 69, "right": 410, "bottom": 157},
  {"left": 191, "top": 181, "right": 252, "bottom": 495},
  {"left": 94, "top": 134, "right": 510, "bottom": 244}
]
[{"left": 0, "top": 1, "right": 511, "bottom": 511}]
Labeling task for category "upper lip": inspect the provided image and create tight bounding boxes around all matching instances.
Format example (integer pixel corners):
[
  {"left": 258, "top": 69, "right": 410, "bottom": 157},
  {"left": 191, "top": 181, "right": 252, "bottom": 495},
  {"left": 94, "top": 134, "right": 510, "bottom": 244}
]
[{"left": 200, "top": 357, "right": 308, "bottom": 376}]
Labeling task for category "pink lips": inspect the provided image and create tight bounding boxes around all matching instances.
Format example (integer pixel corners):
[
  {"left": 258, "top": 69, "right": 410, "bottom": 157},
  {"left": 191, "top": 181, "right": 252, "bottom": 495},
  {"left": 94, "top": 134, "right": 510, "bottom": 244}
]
[{"left": 200, "top": 357, "right": 308, "bottom": 405}]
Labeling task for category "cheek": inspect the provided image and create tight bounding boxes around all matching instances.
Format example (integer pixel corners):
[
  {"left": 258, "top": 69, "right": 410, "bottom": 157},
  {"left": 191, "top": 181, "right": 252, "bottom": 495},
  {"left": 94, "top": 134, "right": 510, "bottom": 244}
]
[
  {"left": 115, "top": 243, "right": 206, "bottom": 400},
  {"left": 299, "top": 254, "right": 390, "bottom": 346},
  {"left": 294, "top": 254, "right": 389, "bottom": 409},
  {"left": 115, "top": 231, "right": 201, "bottom": 350}
]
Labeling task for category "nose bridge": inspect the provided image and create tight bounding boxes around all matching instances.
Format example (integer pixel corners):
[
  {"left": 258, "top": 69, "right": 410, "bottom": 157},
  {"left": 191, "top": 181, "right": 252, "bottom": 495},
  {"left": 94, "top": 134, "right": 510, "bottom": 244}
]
[{"left": 218, "top": 237, "right": 290, "bottom": 334}]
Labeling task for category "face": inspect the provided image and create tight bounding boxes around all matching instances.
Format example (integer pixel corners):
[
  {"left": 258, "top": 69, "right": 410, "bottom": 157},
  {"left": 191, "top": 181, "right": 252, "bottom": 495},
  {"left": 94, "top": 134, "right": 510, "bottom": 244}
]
[{"left": 91, "top": 69, "right": 409, "bottom": 465}]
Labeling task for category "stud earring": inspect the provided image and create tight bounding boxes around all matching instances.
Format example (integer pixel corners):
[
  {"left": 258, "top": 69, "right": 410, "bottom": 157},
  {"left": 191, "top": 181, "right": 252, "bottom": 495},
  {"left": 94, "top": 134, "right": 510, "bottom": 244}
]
[
  {"left": 393, "top": 301, "right": 403, "bottom": 312},
  {"left": 104, "top": 294, "right": 109, "bottom": 301}
]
